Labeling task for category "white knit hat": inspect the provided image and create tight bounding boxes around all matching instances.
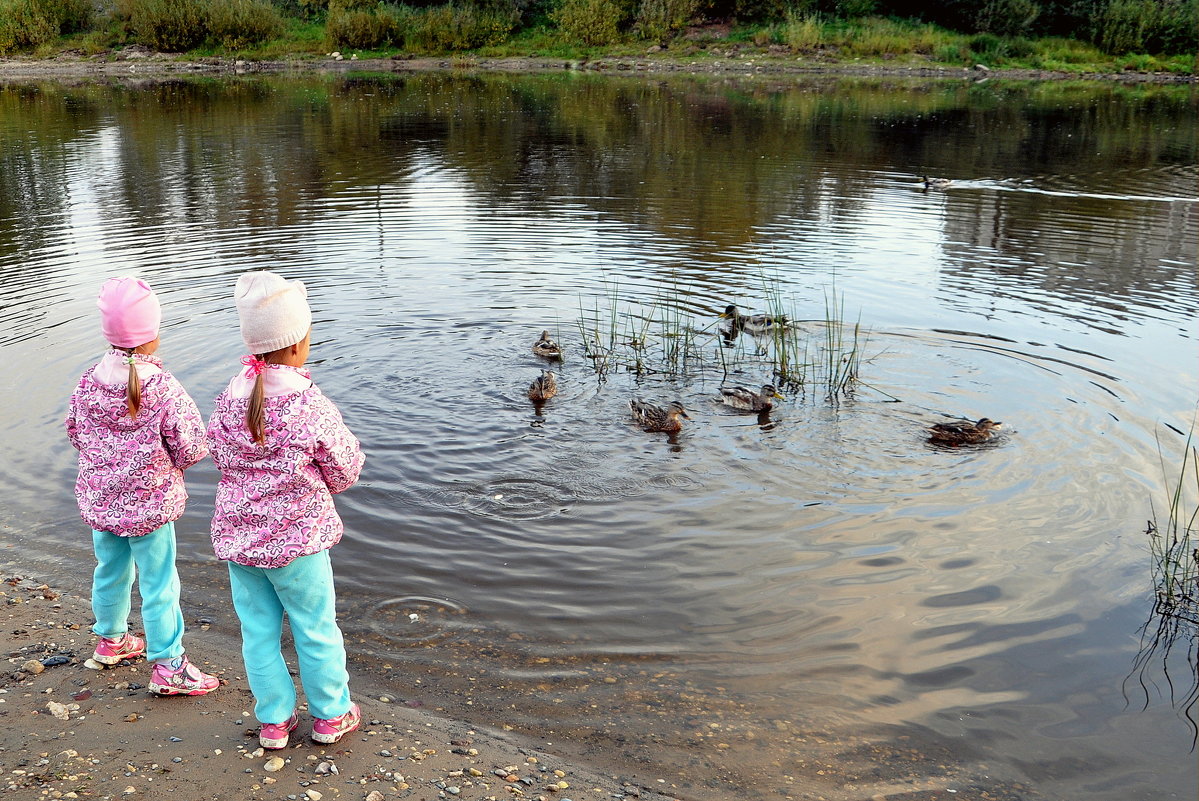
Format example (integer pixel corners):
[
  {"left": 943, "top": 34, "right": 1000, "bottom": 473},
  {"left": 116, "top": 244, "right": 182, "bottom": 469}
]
[{"left": 235, "top": 271, "right": 312, "bottom": 354}]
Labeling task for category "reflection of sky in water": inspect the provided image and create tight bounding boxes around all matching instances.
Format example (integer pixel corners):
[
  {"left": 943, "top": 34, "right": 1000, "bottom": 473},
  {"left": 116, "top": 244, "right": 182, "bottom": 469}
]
[{"left": 0, "top": 75, "right": 1196, "bottom": 801}]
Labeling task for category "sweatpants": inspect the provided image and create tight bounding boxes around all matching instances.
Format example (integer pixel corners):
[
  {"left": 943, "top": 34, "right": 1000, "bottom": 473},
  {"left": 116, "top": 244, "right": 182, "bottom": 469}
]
[
  {"left": 227, "top": 550, "right": 352, "bottom": 725},
  {"left": 91, "top": 522, "right": 185, "bottom": 662}
]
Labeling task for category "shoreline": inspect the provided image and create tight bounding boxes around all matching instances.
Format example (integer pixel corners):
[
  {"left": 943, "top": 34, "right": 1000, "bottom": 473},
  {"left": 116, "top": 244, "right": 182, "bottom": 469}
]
[
  {"left": 0, "top": 562, "right": 670, "bottom": 801},
  {"left": 1, "top": 51, "right": 1195, "bottom": 84}
]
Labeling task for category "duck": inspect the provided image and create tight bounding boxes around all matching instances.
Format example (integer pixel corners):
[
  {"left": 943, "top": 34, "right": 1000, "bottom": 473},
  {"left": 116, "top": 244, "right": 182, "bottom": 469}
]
[
  {"left": 630, "top": 399, "right": 691, "bottom": 433},
  {"left": 719, "top": 305, "right": 787, "bottom": 336},
  {"left": 720, "top": 384, "right": 784, "bottom": 412},
  {"left": 927, "top": 417, "right": 1002, "bottom": 445},
  {"left": 921, "top": 175, "right": 952, "bottom": 189},
  {"left": 532, "top": 330, "right": 562, "bottom": 359},
  {"left": 527, "top": 370, "right": 558, "bottom": 402}
]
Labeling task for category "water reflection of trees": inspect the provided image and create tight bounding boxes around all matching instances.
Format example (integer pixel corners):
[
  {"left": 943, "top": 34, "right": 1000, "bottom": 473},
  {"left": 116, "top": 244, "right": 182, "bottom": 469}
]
[{"left": 1, "top": 75, "right": 1195, "bottom": 307}]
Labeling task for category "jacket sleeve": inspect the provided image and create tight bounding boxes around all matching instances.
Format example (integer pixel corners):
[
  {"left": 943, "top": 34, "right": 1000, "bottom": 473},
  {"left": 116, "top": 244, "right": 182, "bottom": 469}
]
[
  {"left": 64, "top": 387, "right": 83, "bottom": 451},
  {"left": 311, "top": 395, "right": 364, "bottom": 495},
  {"left": 161, "top": 379, "right": 210, "bottom": 470}
]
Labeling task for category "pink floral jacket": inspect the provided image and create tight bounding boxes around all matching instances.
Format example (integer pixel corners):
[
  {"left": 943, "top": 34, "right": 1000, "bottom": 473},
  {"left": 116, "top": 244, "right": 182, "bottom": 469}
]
[
  {"left": 206, "top": 364, "right": 364, "bottom": 568},
  {"left": 65, "top": 351, "right": 208, "bottom": 537}
]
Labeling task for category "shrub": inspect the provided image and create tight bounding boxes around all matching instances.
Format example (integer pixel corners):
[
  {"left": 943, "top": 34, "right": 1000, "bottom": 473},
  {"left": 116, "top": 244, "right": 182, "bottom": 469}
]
[
  {"left": 633, "top": 0, "right": 697, "bottom": 42},
  {"left": 328, "top": 6, "right": 400, "bottom": 47},
  {"left": 1137, "top": 0, "right": 1198, "bottom": 55},
  {"left": 0, "top": 0, "right": 57, "bottom": 54},
  {"left": 835, "top": 0, "right": 874, "bottom": 17},
  {"left": 0, "top": 0, "right": 92, "bottom": 54},
  {"left": 977, "top": 0, "right": 1040, "bottom": 37},
  {"left": 404, "top": 4, "right": 515, "bottom": 52},
  {"left": 734, "top": 0, "right": 785, "bottom": 23},
  {"left": 209, "top": 0, "right": 283, "bottom": 48},
  {"left": 550, "top": 0, "right": 624, "bottom": 45},
  {"left": 933, "top": 42, "right": 969, "bottom": 63},
  {"left": 1096, "top": 0, "right": 1153, "bottom": 53},
  {"left": 43, "top": 0, "right": 93, "bottom": 32},
  {"left": 274, "top": 0, "right": 331, "bottom": 17},
  {"left": 126, "top": 0, "right": 211, "bottom": 51},
  {"left": 782, "top": 10, "right": 822, "bottom": 50}
]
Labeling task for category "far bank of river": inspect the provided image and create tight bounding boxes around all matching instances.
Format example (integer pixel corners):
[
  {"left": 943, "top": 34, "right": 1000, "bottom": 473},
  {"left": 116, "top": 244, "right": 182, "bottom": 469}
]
[{"left": 1, "top": 47, "right": 1196, "bottom": 83}]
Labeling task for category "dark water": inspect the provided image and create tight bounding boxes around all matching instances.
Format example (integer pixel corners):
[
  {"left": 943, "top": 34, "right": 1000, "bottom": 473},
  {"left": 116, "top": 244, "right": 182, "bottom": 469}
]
[{"left": 1, "top": 73, "right": 1196, "bottom": 800}]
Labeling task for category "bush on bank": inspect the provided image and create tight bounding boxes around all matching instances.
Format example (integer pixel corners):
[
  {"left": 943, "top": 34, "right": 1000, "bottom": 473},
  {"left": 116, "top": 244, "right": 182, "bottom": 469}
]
[
  {"left": 0, "top": 0, "right": 91, "bottom": 53},
  {"left": 0, "top": 0, "right": 1194, "bottom": 71}
]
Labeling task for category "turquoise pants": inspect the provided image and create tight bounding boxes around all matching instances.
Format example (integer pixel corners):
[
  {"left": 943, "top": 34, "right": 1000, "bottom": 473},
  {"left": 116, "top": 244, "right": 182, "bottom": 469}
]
[
  {"left": 91, "top": 522, "right": 185, "bottom": 662},
  {"left": 227, "top": 550, "right": 352, "bottom": 725}
]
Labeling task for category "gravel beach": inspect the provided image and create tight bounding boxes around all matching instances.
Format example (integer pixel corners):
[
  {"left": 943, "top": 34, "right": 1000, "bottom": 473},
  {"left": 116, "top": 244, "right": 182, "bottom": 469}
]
[{"left": 0, "top": 570, "right": 672, "bottom": 801}]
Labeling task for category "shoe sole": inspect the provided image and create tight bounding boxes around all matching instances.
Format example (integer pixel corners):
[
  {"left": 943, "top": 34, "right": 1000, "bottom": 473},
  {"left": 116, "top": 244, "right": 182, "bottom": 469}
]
[
  {"left": 148, "top": 681, "right": 217, "bottom": 697},
  {"left": 92, "top": 651, "right": 145, "bottom": 665}
]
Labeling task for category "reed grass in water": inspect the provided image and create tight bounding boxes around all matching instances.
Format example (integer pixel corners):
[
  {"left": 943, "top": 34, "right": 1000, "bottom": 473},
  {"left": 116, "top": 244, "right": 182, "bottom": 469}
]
[
  {"left": 1148, "top": 427, "right": 1199, "bottom": 624},
  {"left": 572, "top": 279, "right": 866, "bottom": 402},
  {"left": 1126, "top": 423, "right": 1199, "bottom": 744}
]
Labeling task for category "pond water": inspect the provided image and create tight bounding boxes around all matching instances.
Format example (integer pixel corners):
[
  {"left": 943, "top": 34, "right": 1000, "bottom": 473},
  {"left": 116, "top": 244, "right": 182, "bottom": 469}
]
[{"left": 1, "top": 72, "right": 1196, "bottom": 800}]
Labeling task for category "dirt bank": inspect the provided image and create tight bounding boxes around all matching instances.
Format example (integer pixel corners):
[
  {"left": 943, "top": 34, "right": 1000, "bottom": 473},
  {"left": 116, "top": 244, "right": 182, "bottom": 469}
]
[
  {"left": 0, "top": 571, "right": 668, "bottom": 801},
  {"left": 0, "top": 47, "right": 1194, "bottom": 84}
]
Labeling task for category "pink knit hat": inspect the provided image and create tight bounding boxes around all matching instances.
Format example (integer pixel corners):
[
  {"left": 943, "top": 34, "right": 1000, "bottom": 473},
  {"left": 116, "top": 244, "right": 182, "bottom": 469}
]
[
  {"left": 98, "top": 277, "right": 162, "bottom": 348},
  {"left": 235, "top": 271, "right": 312, "bottom": 354}
]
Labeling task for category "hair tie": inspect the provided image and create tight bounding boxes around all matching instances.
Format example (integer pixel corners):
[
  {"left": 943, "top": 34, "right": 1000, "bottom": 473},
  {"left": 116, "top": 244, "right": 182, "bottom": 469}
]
[
  {"left": 241, "top": 355, "right": 268, "bottom": 377},
  {"left": 123, "top": 355, "right": 137, "bottom": 366}
]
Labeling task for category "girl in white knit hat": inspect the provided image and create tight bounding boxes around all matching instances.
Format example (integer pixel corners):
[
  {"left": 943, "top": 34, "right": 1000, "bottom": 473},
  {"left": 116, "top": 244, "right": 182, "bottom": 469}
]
[{"left": 206, "top": 271, "right": 365, "bottom": 749}]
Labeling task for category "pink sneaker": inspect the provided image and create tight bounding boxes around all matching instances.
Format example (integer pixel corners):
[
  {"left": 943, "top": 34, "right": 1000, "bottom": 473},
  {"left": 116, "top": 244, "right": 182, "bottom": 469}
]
[
  {"left": 148, "top": 655, "right": 219, "bottom": 696},
  {"left": 92, "top": 633, "right": 146, "bottom": 665},
  {"left": 259, "top": 711, "right": 300, "bottom": 749},
  {"left": 311, "top": 702, "right": 361, "bottom": 744}
]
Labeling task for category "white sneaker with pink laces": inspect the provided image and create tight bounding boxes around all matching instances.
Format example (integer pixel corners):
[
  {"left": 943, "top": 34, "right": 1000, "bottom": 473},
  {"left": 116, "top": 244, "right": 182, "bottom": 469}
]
[{"left": 148, "top": 655, "right": 219, "bottom": 696}]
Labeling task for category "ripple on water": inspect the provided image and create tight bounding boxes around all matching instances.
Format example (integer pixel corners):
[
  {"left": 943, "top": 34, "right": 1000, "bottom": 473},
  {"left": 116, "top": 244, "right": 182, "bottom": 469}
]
[
  {"left": 364, "top": 595, "right": 470, "bottom": 646},
  {"left": 458, "top": 476, "right": 575, "bottom": 520}
]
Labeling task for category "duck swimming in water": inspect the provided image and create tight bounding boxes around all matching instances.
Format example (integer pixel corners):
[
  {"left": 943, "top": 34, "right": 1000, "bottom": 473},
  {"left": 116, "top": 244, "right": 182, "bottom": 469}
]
[
  {"left": 630, "top": 399, "right": 691, "bottom": 433},
  {"left": 921, "top": 175, "right": 952, "bottom": 189},
  {"left": 532, "top": 330, "right": 562, "bottom": 359},
  {"left": 719, "top": 384, "right": 784, "bottom": 412},
  {"left": 928, "top": 417, "right": 1002, "bottom": 445},
  {"left": 719, "top": 305, "right": 787, "bottom": 337},
  {"left": 528, "top": 369, "right": 558, "bottom": 401}
]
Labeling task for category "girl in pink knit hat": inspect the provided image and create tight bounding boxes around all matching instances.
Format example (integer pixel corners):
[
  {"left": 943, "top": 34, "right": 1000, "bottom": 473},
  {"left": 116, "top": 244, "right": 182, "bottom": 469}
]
[
  {"left": 207, "top": 271, "right": 365, "bottom": 749},
  {"left": 64, "top": 276, "right": 219, "bottom": 696}
]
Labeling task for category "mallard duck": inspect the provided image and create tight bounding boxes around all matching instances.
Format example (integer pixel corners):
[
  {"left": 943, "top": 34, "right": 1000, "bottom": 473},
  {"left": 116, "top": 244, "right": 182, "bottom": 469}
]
[
  {"left": 928, "top": 417, "right": 1002, "bottom": 445},
  {"left": 921, "top": 175, "right": 952, "bottom": 189},
  {"left": 720, "top": 384, "right": 784, "bottom": 412},
  {"left": 630, "top": 399, "right": 691, "bottom": 433},
  {"left": 528, "top": 370, "right": 558, "bottom": 402},
  {"left": 532, "top": 330, "right": 562, "bottom": 359},
  {"left": 719, "top": 305, "right": 786, "bottom": 336}
]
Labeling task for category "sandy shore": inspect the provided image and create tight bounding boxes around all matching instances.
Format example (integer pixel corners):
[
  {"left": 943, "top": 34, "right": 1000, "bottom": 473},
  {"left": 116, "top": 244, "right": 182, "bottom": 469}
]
[
  {"left": 0, "top": 49, "right": 1194, "bottom": 84},
  {"left": 0, "top": 570, "right": 667, "bottom": 801}
]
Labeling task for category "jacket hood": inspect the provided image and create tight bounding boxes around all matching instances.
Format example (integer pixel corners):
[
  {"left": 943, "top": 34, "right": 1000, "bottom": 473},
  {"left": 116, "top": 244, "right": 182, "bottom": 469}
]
[
  {"left": 76, "top": 365, "right": 174, "bottom": 433},
  {"left": 208, "top": 387, "right": 312, "bottom": 461}
]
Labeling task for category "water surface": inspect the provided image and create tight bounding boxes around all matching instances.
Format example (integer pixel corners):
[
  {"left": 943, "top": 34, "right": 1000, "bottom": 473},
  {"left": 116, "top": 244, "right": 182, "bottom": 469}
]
[{"left": 1, "top": 73, "right": 1196, "bottom": 801}]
